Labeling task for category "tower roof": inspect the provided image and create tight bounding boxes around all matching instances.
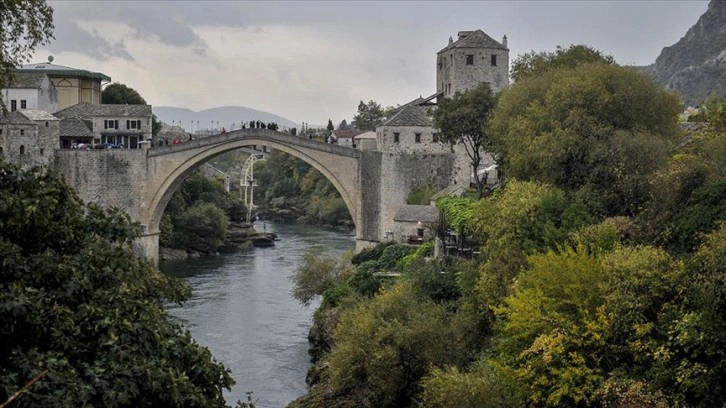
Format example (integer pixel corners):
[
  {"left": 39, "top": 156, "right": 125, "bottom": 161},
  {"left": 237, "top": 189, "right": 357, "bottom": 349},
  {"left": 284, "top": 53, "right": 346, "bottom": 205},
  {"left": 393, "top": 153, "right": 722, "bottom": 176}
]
[
  {"left": 16, "top": 62, "right": 111, "bottom": 82},
  {"left": 438, "top": 29, "right": 507, "bottom": 54}
]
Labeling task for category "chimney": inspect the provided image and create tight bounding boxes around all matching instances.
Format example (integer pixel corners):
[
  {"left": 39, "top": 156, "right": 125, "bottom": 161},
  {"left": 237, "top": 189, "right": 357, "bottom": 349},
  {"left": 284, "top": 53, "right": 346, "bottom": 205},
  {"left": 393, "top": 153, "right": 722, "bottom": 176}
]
[
  {"left": 502, "top": 35, "right": 508, "bottom": 48},
  {"left": 448, "top": 36, "right": 453, "bottom": 46},
  {"left": 457, "top": 31, "right": 473, "bottom": 40}
]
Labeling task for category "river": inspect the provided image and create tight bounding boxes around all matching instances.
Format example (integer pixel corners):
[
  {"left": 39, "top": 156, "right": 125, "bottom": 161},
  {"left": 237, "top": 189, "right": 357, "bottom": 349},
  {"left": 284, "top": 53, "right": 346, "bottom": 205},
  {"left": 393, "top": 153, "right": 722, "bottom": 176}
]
[{"left": 160, "top": 222, "right": 355, "bottom": 407}]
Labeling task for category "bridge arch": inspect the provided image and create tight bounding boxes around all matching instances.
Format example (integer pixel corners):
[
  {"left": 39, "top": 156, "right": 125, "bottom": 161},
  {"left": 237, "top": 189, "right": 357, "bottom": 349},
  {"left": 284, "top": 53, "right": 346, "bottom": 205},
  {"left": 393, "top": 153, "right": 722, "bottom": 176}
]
[{"left": 142, "top": 129, "right": 362, "bottom": 247}]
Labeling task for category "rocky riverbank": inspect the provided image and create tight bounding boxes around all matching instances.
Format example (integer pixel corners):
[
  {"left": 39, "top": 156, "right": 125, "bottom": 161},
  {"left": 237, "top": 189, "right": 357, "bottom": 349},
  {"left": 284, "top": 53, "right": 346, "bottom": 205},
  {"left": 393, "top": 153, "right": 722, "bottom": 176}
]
[
  {"left": 160, "top": 222, "right": 278, "bottom": 261},
  {"left": 258, "top": 206, "right": 355, "bottom": 231}
]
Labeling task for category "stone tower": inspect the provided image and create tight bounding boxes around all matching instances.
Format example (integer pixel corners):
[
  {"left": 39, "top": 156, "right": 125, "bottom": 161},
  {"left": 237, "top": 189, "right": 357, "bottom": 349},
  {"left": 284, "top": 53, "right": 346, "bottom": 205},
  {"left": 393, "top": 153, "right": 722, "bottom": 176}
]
[{"left": 436, "top": 30, "right": 509, "bottom": 97}]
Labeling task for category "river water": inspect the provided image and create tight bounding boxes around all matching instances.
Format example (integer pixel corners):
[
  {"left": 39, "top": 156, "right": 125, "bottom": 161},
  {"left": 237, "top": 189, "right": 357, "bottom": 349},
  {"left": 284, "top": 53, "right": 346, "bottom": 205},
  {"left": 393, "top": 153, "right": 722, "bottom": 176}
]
[{"left": 161, "top": 222, "right": 355, "bottom": 407}]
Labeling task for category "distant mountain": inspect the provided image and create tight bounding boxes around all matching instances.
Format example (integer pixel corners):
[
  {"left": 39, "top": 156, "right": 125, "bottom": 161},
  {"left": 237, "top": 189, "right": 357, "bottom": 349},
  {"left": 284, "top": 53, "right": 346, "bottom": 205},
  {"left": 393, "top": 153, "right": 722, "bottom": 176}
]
[
  {"left": 152, "top": 106, "right": 300, "bottom": 132},
  {"left": 647, "top": 0, "right": 726, "bottom": 107}
]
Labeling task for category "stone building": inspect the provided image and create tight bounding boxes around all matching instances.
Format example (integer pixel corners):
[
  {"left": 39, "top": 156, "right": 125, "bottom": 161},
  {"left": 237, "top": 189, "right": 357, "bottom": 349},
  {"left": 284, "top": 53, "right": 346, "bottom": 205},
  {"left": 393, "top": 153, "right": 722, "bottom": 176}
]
[
  {"left": 1, "top": 72, "right": 58, "bottom": 113},
  {"left": 371, "top": 29, "right": 509, "bottom": 244},
  {"left": 437, "top": 30, "right": 509, "bottom": 97},
  {"left": 392, "top": 205, "right": 440, "bottom": 244},
  {"left": 16, "top": 58, "right": 111, "bottom": 111},
  {"left": 54, "top": 103, "right": 152, "bottom": 149},
  {"left": 331, "top": 128, "right": 366, "bottom": 148},
  {"left": 0, "top": 110, "right": 59, "bottom": 168}
]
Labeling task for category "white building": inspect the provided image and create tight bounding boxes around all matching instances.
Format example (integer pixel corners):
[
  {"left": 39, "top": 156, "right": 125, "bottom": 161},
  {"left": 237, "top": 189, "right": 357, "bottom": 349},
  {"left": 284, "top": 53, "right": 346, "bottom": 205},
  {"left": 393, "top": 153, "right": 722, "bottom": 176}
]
[{"left": 1, "top": 72, "right": 58, "bottom": 113}]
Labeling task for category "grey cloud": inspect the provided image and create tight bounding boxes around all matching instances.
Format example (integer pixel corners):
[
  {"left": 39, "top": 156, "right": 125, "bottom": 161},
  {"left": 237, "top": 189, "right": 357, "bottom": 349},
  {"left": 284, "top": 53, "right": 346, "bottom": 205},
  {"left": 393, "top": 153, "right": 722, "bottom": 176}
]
[{"left": 50, "top": 16, "right": 133, "bottom": 61}]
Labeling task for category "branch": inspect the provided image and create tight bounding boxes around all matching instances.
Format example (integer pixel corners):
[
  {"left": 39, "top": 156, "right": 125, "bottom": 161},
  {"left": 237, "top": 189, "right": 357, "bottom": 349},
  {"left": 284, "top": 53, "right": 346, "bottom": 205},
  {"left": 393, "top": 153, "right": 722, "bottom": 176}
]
[{"left": 0, "top": 369, "right": 48, "bottom": 408}]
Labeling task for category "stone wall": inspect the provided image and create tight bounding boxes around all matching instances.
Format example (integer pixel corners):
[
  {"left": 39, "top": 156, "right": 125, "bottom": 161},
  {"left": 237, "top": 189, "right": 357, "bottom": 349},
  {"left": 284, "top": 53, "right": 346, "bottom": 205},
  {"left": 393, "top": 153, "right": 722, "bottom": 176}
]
[
  {"left": 378, "top": 152, "right": 454, "bottom": 239},
  {"left": 358, "top": 150, "right": 382, "bottom": 242},
  {"left": 377, "top": 125, "right": 451, "bottom": 154},
  {"left": 54, "top": 149, "right": 147, "bottom": 218},
  {"left": 0, "top": 122, "right": 55, "bottom": 168}
]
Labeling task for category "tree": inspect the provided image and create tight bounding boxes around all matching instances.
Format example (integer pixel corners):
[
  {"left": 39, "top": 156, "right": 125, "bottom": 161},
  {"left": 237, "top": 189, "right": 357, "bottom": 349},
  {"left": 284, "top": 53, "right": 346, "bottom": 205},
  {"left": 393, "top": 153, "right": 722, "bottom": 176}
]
[
  {"left": 1, "top": 0, "right": 54, "bottom": 112},
  {"left": 490, "top": 61, "right": 681, "bottom": 217},
  {"left": 326, "top": 119, "right": 334, "bottom": 133},
  {"left": 510, "top": 44, "right": 615, "bottom": 82},
  {"left": 0, "top": 160, "right": 234, "bottom": 407},
  {"left": 338, "top": 119, "right": 349, "bottom": 130},
  {"left": 432, "top": 82, "right": 498, "bottom": 198},
  {"left": 102, "top": 82, "right": 147, "bottom": 104},
  {"left": 352, "top": 100, "right": 386, "bottom": 131},
  {"left": 101, "top": 81, "right": 162, "bottom": 136}
]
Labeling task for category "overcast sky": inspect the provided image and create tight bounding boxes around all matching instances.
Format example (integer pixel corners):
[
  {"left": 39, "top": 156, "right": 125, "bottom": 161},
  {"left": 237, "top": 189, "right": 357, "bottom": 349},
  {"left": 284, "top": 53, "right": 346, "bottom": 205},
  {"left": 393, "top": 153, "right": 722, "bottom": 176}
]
[{"left": 37, "top": 1, "right": 709, "bottom": 126}]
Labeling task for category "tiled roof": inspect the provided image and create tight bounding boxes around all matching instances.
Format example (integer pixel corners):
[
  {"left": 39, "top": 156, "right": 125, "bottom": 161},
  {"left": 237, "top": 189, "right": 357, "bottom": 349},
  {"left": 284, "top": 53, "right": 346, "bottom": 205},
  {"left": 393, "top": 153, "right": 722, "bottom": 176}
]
[
  {"left": 18, "top": 62, "right": 111, "bottom": 81},
  {"left": 332, "top": 129, "right": 366, "bottom": 139},
  {"left": 0, "top": 110, "right": 34, "bottom": 124},
  {"left": 19, "top": 110, "right": 59, "bottom": 121},
  {"left": 382, "top": 102, "right": 432, "bottom": 127},
  {"left": 54, "top": 102, "right": 152, "bottom": 119},
  {"left": 393, "top": 205, "right": 440, "bottom": 223},
  {"left": 438, "top": 30, "right": 507, "bottom": 53},
  {"left": 59, "top": 118, "right": 94, "bottom": 137},
  {"left": 7, "top": 72, "right": 47, "bottom": 89}
]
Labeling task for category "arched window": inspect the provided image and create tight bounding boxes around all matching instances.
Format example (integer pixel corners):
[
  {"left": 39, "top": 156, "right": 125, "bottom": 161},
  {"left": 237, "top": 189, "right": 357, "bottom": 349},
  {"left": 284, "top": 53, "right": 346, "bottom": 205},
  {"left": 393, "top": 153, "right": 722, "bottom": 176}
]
[{"left": 19, "top": 145, "right": 25, "bottom": 155}]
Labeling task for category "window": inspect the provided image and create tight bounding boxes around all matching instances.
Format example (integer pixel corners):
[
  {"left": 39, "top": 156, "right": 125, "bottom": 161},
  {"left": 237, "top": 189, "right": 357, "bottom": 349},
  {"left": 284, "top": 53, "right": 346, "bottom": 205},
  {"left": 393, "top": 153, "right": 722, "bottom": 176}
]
[
  {"left": 0, "top": 146, "right": 3, "bottom": 155},
  {"left": 466, "top": 54, "right": 474, "bottom": 65},
  {"left": 19, "top": 145, "right": 25, "bottom": 155},
  {"left": 438, "top": 58, "right": 442, "bottom": 70},
  {"left": 20, "top": 100, "right": 26, "bottom": 109},
  {"left": 415, "top": 133, "right": 421, "bottom": 143},
  {"left": 393, "top": 132, "right": 400, "bottom": 143},
  {"left": 127, "top": 120, "right": 142, "bottom": 130},
  {"left": 491, "top": 54, "right": 497, "bottom": 66},
  {"left": 20, "top": 129, "right": 25, "bottom": 136},
  {"left": 433, "top": 133, "right": 439, "bottom": 143},
  {"left": 10, "top": 100, "right": 16, "bottom": 111},
  {"left": 45, "top": 121, "right": 49, "bottom": 127},
  {"left": 104, "top": 120, "right": 118, "bottom": 130},
  {"left": 417, "top": 228, "right": 424, "bottom": 237},
  {"left": 40, "top": 148, "right": 44, "bottom": 156}
]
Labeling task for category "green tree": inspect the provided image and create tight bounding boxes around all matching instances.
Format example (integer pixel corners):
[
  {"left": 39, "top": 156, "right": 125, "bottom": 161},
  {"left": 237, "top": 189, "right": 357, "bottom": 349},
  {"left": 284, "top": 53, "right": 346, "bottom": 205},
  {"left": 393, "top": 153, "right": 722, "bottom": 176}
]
[
  {"left": 0, "top": 160, "right": 234, "bottom": 407},
  {"left": 432, "top": 82, "right": 498, "bottom": 198},
  {"left": 172, "top": 202, "right": 229, "bottom": 253},
  {"left": 326, "top": 119, "right": 334, "bottom": 133},
  {"left": 490, "top": 61, "right": 681, "bottom": 216},
  {"left": 498, "top": 244, "right": 684, "bottom": 407},
  {"left": 338, "top": 119, "right": 349, "bottom": 130},
  {"left": 352, "top": 100, "right": 386, "bottom": 131},
  {"left": 101, "top": 81, "right": 162, "bottom": 136},
  {"left": 291, "top": 247, "right": 349, "bottom": 307},
  {"left": 1, "top": 0, "right": 54, "bottom": 113},
  {"left": 328, "top": 282, "right": 466, "bottom": 407},
  {"left": 102, "top": 82, "right": 147, "bottom": 104},
  {"left": 510, "top": 44, "right": 615, "bottom": 82}
]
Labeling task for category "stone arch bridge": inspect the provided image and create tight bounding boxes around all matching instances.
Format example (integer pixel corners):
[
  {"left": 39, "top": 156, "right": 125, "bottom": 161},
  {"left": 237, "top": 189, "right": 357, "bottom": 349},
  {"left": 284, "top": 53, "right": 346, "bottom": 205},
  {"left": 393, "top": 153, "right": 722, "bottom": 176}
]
[{"left": 55, "top": 128, "right": 383, "bottom": 266}]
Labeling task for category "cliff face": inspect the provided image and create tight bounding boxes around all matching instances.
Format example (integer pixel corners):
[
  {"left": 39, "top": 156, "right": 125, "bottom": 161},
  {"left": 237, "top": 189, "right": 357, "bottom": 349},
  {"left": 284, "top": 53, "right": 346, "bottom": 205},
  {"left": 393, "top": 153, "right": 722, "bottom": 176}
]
[{"left": 649, "top": 0, "right": 726, "bottom": 106}]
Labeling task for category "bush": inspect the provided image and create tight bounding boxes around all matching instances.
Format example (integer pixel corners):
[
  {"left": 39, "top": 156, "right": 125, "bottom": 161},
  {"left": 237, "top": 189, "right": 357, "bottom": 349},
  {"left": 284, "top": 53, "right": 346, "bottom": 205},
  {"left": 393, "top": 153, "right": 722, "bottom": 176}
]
[
  {"left": 351, "top": 242, "right": 395, "bottom": 265},
  {"left": 291, "top": 247, "right": 339, "bottom": 306},
  {"left": 172, "top": 202, "right": 229, "bottom": 252}
]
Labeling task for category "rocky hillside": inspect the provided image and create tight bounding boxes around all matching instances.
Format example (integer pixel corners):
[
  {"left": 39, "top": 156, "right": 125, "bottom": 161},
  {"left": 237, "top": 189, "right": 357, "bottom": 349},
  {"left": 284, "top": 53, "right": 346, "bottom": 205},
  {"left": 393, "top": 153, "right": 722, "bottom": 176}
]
[{"left": 647, "top": 0, "right": 726, "bottom": 107}]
